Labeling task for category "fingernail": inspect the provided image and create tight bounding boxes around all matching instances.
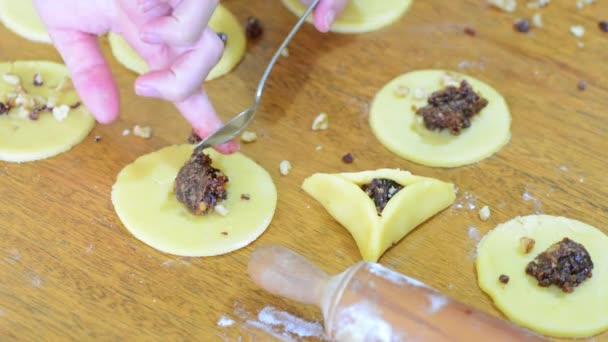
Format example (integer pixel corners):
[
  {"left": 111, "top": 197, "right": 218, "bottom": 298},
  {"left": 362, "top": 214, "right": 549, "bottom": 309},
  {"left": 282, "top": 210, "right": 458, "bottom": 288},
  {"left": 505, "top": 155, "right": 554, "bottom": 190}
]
[
  {"left": 140, "top": 32, "right": 163, "bottom": 44},
  {"left": 138, "top": 0, "right": 157, "bottom": 12},
  {"left": 324, "top": 10, "right": 336, "bottom": 30},
  {"left": 135, "top": 84, "right": 161, "bottom": 97}
]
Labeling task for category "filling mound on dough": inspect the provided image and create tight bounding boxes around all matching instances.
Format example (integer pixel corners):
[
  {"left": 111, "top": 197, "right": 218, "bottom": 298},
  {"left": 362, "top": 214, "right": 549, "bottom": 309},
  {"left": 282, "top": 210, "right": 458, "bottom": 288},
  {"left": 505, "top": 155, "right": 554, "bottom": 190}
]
[
  {"left": 525, "top": 237, "right": 593, "bottom": 293},
  {"left": 416, "top": 80, "right": 488, "bottom": 135},
  {"left": 361, "top": 179, "right": 404, "bottom": 215},
  {"left": 173, "top": 151, "right": 229, "bottom": 215}
]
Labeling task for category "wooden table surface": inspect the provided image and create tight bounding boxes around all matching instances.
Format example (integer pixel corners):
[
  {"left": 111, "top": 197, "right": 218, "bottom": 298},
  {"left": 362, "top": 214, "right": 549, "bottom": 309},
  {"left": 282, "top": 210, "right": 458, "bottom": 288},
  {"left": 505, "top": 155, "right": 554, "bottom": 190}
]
[{"left": 1, "top": 0, "right": 607, "bottom": 340}]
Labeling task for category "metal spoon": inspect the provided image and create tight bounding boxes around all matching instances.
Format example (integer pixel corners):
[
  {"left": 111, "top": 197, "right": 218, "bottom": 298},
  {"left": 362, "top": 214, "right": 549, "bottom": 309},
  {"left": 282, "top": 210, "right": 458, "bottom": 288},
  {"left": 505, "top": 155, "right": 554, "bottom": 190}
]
[{"left": 193, "top": 0, "right": 321, "bottom": 155}]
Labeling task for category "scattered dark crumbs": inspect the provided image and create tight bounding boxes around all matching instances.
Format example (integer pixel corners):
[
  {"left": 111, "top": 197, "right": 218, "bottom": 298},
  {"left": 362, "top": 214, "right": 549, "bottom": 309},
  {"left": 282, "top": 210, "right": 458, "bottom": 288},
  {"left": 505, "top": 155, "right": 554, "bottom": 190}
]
[
  {"left": 33, "top": 73, "right": 43, "bottom": 86},
  {"left": 600, "top": 21, "right": 608, "bottom": 32},
  {"left": 498, "top": 275, "right": 510, "bottom": 284},
  {"left": 415, "top": 80, "right": 488, "bottom": 135},
  {"left": 94, "top": 135, "right": 102, "bottom": 142},
  {"left": 28, "top": 106, "right": 46, "bottom": 120},
  {"left": 217, "top": 32, "right": 228, "bottom": 45},
  {"left": 0, "top": 102, "right": 9, "bottom": 115},
  {"left": 188, "top": 130, "right": 203, "bottom": 144},
  {"left": 221, "top": 232, "right": 228, "bottom": 236},
  {"left": 70, "top": 102, "right": 81, "bottom": 109},
  {"left": 514, "top": 19, "right": 530, "bottom": 33},
  {"left": 241, "top": 193, "right": 250, "bottom": 200},
  {"left": 361, "top": 179, "right": 404, "bottom": 215},
  {"left": 464, "top": 26, "right": 476, "bottom": 36},
  {"left": 525, "top": 238, "right": 593, "bottom": 293},
  {"left": 246, "top": 17, "right": 263, "bottom": 39},
  {"left": 173, "top": 150, "right": 229, "bottom": 215},
  {"left": 342, "top": 153, "right": 354, "bottom": 164},
  {"left": 577, "top": 80, "right": 587, "bottom": 91}
]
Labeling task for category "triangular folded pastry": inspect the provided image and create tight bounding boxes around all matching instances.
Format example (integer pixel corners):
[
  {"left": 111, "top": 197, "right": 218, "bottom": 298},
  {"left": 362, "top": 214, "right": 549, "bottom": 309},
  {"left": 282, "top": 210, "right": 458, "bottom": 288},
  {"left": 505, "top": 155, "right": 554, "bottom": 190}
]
[{"left": 302, "top": 169, "right": 455, "bottom": 261}]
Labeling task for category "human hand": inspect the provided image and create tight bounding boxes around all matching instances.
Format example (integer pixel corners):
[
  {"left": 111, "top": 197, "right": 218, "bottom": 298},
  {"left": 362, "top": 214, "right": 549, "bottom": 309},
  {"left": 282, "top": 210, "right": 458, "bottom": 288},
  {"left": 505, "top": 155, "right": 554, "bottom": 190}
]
[
  {"left": 33, "top": 0, "right": 238, "bottom": 153},
  {"left": 299, "top": 0, "right": 348, "bottom": 32}
]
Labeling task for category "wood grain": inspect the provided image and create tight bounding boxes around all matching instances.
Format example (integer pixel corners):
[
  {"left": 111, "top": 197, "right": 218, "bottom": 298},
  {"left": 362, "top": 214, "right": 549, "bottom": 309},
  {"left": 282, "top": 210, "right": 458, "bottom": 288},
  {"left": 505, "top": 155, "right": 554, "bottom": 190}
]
[{"left": 1, "top": 0, "right": 607, "bottom": 340}]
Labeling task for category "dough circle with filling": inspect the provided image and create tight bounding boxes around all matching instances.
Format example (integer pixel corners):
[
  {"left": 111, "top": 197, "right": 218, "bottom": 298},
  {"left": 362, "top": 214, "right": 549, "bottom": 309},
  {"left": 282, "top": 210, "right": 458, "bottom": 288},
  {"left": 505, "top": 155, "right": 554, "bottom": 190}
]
[
  {"left": 0, "top": 0, "right": 51, "bottom": 43},
  {"left": 111, "top": 144, "right": 277, "bottom": 257},
  {"left": 0, "top": 61, "right": 95, "bottom": 163},
  {"left": 108, "top": 4, "right": 246, "bottom": 81},
  {"left": 369, "top": 70, "right": 511, "bottom": 168},
  {"left": 476, "top": 215, "right": 608, "bottom": 338},
  {"left": 281, "top": 0, "right": 412, "bottom": 33}
]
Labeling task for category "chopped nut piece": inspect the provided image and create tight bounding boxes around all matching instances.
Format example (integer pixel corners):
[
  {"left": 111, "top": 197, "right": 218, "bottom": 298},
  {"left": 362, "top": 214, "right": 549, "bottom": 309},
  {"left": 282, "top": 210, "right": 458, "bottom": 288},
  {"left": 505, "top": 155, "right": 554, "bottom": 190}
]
[
  {"left": 576, "top": 0, "right": 595, "bottom": 9},
  {"left": 311, "top": 112, "right": 329, "bottom": 131},
  {"left": 315, "top": 145, "right": 323, "bottom": 151},
  {"left": 600, "top": 21, "right": 608, "bottom": 32},
  {"left": 217, "top": 32, "right": 228, "bottom": 45},
  {"left": 29, "top": 106, "right": 46, "bottom": 121},
  {"left": 46, "top": 96, "right": 57, "bottom": 109},
  {"left": 361, "top": 179, "right": 404, "bottom": 215},
  {"left": 245, "top": 17, "right": 263, "bottom": 39},
  {"left": 520, "top": 237, "right": 536, "bottom": 254},
  {"left": 531, "top": 13, "right": 543, "bottom": 28},
  {"left": 440, "top": 73, "right": 461, "bottom": 88},
  {"left": 133, "top": 125, "right": 152, "bottom": 139},
  {"left": 488, "top": 0, "right": 516, "bottom": 12},
  {"left": 214, "top": 204, "right": 229, "bottom": 216},
  {"left": 393, "top": 85, "right": 410, "bottom": 98},
  {"left": 174, "top": 151, "right": 229, "bottom": 215},
  {"left": 52, "top": 105, "right": 70, "bottom": 122},
  {"left": 498, "top": 275, "right": 510, "bottom": 284},
  {"left": 514, "top": 19, "right": 530, "bottom": 33},
  {"left": 527, "top": 0, "right": 550, "bottom": 9},
  {"left": 342, "top": 153, "right": 354, "bottom": 164},
  {"left": 122, "top": 129, "right": 131, "bottom": 136},
  {"left": 15, "top": 93, "right": 35, "bottom": 109},
  {"left": 2, "top": 73, "right": 20, "bottom": 85},
  {"left": 413, "top": 88, "right": 427, "bottom": 100},
  {"left": 33, "top": 73, "right": 43, "bottom": 86},
  {"left": 279, "top": 160, "right": 292, "bottom": 176},
  {"left": 240, "top": 131, "right": 258, "bottom": 143},
  {"left": 280, "top": 48, "right": 289, "bottom": 57},
  {"left": 570, "top": 25, "right": 585, "bottom": 37},
  {"left": 525, "top": 237, "right": 593, "bottom": 293},
  {"left": 479, "top": 205, "right": 491, "bottom": 221},
  {"left": 94, "top": 135, "right": 102, "bottom": 142},
  {"left": 464, "top": 26, "right": 476, "bottom": 36},
  {"left": 221, "top": 231, "right": 228, "bottom": 236},
  {"left": 241, "top": 193, "right": 251, "bottom": 200},
  {"left": 577, "top": 80, "right": 587, "bottom": 90}
]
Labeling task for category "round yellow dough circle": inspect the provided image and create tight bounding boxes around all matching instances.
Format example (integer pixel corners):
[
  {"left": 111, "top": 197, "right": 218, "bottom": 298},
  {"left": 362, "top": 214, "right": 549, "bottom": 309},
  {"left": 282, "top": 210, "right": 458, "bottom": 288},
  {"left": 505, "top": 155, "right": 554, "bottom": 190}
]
[
  {"left": 0, "top": 61, "right": 95, "bottom": 163},
  {"left": 476, "top": 215, "right": 608, "bottom": 338},
  {"left": 0, "top": 0, "right": 51, "bottom": 43},
  {"left": 108, "top": 4, "right": 246, "bottom": 81},
  {"left": 281, "top": 0, "right": 412, "bottom": 33},
  {"left": 369, "top": 70, "right": 511, "bottom": 168},
  {"left": 111, "top": 144, "right": 277, "bottom": 257}
]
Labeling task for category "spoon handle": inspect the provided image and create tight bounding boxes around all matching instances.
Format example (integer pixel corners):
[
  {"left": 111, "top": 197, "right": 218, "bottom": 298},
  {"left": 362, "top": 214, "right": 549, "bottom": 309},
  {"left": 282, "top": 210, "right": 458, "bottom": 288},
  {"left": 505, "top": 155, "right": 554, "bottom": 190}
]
[{"left": 254, "top": 0, "right": 321, "bottom": 103}]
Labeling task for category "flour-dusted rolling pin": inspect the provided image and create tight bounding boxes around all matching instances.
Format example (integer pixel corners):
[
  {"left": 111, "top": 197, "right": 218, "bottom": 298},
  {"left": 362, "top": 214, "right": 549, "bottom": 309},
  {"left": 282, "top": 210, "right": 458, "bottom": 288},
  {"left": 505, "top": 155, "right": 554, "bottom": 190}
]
[{"left": 247, "top": 245, "right": 547, "bottom": 342}]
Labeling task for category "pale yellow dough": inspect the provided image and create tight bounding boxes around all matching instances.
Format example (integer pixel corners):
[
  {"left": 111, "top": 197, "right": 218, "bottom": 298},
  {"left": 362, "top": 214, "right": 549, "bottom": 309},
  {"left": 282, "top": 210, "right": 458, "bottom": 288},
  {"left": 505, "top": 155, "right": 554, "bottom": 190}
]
[
  {"left": 281, "top": 0, "right": 412, "bottom": 33},
  {"left": 0, "top": 61, "right": 95, "bottom": 163},
  {"left": 111, "top": 144, "right": 277, "bottom": 257},
  {"left": 476, "top": 215, "right": 608, "bottom": 338},
  {"left": 108, "top": 4, "right": 246, "bottom": 81},
  {"left": 369, "top": 70, "right": 511, "bottom": 168},
  {"left": 0, "top": 0, "right": 51, "bottom": 43},
  {"left": 302, "top": 169, "right": 455, "bottom": 261}
]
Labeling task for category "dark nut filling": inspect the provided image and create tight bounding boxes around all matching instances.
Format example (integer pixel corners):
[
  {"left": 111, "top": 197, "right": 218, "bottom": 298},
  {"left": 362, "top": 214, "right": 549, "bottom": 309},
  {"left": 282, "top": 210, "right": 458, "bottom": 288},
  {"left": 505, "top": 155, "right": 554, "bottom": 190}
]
[
  {"left": 174, "top": 151, "right": 229, "bottom": 215},
  {"left": 525, "top": 237, "right": 593, "bottom": 293},
  {"left": 29, "top": 105, "right": 47, "bottom": 121},
  {"left": 415, "top": 80, "right": 488, "bottom": 135},
  {"left": 342, "top": 153, "right": 354, "bottom": 164},
  {"left": 498, "top": 275, "right": 509, "bottom": 284},
  {"left": 361, "top": 179, "right": 404, "bottom": 215},
  {"left": 245, "top": 17, "right": 263, "bottom": 40},
  {"left": 0, "top": 102, "right": 9, "bottom": 115},
  {"left": 514, "top": 19, "right": 530, "bottom": 33},
  {"left": 187, "top": 130, "right": 203, "bottom": 144}
]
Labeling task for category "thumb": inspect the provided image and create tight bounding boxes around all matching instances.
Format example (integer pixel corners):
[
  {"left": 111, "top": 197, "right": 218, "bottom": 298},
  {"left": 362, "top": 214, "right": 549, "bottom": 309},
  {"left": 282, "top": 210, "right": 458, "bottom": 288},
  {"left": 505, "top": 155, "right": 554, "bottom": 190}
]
[
  {"left": 313, "top": 0, "right": 348, "bottom": 32},
  {"left": 46, "top": 28, "right": 120, "bottom": 124}
]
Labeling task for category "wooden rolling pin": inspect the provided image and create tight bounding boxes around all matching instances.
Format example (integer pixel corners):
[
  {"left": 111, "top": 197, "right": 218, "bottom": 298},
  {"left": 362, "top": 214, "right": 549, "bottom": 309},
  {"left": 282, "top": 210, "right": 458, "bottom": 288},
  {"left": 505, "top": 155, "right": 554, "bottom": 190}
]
[{"left": 247, "top": 245, "right": 547, "bottom": 342}]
